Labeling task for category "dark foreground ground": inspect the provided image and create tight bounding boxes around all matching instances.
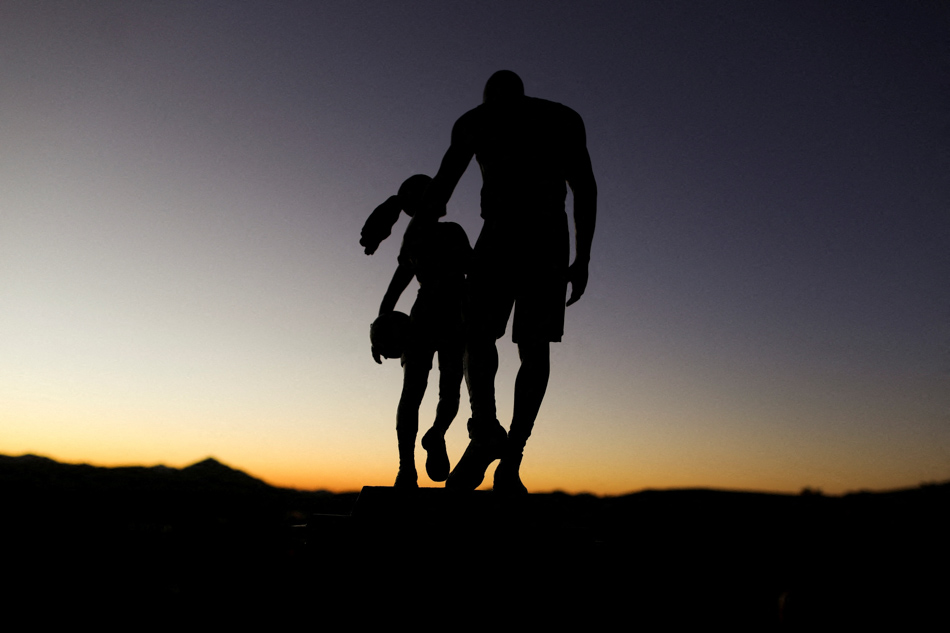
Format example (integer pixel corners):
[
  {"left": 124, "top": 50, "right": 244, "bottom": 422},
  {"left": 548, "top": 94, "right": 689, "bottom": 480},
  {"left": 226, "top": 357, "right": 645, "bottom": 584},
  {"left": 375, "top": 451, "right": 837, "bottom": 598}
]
[{"left": 2, "top": 454, "right": 945, "bottom": 627}]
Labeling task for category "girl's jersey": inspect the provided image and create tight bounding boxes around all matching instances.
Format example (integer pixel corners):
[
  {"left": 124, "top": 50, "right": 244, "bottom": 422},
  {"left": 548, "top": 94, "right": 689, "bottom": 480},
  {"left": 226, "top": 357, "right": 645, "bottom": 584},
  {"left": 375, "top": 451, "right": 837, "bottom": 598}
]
[{"left": 398, "top": 221, "right": 472, "bottom": 343}]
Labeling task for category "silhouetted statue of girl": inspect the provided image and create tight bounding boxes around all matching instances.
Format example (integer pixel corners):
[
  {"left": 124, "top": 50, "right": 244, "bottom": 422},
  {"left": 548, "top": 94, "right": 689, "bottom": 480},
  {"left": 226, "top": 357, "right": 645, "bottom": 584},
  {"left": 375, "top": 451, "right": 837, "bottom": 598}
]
[{"left": 362, "top": 175, "right": 473, "bottom": 488}]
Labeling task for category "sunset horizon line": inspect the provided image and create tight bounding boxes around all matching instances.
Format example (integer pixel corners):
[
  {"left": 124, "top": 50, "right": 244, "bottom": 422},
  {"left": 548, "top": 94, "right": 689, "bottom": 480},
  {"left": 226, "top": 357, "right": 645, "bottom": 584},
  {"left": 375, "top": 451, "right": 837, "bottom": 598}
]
[{"left": 7, "top": 450, "right": 944, "bottom": 499}]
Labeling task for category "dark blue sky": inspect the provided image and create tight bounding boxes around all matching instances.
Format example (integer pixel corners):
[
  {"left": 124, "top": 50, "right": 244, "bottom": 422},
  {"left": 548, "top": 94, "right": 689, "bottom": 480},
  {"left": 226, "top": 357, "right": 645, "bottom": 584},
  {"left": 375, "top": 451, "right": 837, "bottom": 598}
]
[{"left": 2, "top": 1, "right": 947, "bottom": 492}]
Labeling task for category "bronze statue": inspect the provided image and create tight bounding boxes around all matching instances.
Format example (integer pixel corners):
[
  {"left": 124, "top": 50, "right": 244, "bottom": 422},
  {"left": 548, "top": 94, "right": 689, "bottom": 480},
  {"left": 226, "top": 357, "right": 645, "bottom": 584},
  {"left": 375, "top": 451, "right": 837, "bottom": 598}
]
[
  {"left": 421, "top": 70, "right": 598, "bottom": 493},
  {"left": 362, "top": 175, "right": 472, "bottom": 488}
]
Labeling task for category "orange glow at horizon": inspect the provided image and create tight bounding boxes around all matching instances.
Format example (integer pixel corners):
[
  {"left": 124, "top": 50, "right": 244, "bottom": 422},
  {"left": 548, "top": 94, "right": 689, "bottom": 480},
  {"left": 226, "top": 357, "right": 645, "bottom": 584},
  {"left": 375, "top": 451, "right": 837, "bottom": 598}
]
[{"left": 3, "top": 392, "right": 945, "bottom": 497}]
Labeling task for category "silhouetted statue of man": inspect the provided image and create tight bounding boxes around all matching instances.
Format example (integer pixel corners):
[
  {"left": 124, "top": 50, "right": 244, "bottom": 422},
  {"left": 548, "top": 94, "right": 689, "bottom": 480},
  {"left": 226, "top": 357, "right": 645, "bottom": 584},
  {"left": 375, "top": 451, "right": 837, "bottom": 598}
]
[{"left": 422, "top": 70, "right": 597, "bottom": 493}]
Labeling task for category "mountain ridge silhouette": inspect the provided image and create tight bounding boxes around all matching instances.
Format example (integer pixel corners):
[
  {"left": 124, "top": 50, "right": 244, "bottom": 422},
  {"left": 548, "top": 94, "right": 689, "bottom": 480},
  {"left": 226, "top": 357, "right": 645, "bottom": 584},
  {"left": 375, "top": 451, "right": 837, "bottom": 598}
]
[
  {"left": 3, "top": 451, "right": 947, "bottom": 501},
  {"left": 2, "top": 452, "right": 944, "bottom": 626}
]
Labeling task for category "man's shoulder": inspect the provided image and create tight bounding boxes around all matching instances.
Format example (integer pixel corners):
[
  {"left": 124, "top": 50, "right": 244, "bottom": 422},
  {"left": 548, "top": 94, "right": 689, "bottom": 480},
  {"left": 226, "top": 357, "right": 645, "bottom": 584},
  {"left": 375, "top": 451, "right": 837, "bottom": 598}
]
[
  {"left": 455, "top": 104, "right": 486, "bottom": 125},
  {"left": 455, "top": 97, "right": 584, "bottom": 142},
  {"left": 526, "top": 95, "right": 562, "bottom": 108},
  {"left": 527, "top": 97, "right": 583, "bottom": 124},
  {"left": 451, "top": 105, "right": 488, "bottom": 143}
]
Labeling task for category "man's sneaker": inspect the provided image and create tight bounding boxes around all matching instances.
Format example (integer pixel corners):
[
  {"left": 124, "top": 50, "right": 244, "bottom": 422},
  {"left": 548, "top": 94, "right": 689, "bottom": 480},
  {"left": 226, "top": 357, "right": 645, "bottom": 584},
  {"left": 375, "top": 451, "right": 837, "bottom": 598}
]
[
  {"left": 421, "top": 427, "right": 450, "bottom": 482},
  {"left": 493, "top": 452, "right": 528, "bottom": 495},
  {"left": 445, "top": 419, "right": 507, "bottom": 490}
]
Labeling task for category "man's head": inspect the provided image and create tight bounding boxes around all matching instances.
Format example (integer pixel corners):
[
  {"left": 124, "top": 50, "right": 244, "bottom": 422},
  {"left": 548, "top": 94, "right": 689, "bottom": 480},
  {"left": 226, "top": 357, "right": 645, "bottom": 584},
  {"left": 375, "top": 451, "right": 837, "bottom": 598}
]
[{"left": 483, "top": 70, "right": 524, "bottom": 105}]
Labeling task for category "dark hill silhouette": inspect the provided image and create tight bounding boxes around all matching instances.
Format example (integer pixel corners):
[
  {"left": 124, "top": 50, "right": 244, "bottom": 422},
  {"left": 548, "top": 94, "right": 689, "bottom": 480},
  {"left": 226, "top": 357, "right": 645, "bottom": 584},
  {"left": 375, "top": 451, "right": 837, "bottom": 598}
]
[
  {"left": 2, "top": 452, "right": 945, "bottom": 626},
  {"left": 181, "top": 456, "right": 270, "bottom": 489},
  {"left": 0, "top": 452, "right": 357, "bottom": 520}
]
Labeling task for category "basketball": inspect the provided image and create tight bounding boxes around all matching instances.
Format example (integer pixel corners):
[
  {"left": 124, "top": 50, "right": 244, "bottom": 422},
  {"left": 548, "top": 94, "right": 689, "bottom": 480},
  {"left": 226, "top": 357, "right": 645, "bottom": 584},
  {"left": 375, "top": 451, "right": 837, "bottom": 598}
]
[{"left": 370, "top": 311, "right": 410, "bottom": 359}]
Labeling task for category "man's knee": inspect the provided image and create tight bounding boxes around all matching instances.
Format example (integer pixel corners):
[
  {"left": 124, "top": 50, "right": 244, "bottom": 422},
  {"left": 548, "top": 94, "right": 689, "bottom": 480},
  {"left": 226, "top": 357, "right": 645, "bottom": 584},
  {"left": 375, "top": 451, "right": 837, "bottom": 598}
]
[
  {"left": 518, "top": 340, "right": 550, "bottom": 366},
  {"left": 466, "top": 329, "right": 499, "bottom": 351}
]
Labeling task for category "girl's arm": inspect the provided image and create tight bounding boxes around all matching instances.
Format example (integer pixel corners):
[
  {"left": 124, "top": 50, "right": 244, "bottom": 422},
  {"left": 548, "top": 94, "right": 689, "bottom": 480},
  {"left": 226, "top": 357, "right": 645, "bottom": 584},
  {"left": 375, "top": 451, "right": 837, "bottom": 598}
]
[{"left": 379, "top": 264, "right": 414, "bottom": 316}]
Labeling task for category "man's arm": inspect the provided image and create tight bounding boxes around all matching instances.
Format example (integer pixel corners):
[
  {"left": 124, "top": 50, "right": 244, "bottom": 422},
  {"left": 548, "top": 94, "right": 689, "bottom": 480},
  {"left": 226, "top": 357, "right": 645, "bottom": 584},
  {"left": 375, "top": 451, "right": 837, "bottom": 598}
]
[
  {"left": 565, "top": 113, "right": 597, "bottom": 307},
  {"left": 419, "top": 112, "right": 477, "bottom": 221}
]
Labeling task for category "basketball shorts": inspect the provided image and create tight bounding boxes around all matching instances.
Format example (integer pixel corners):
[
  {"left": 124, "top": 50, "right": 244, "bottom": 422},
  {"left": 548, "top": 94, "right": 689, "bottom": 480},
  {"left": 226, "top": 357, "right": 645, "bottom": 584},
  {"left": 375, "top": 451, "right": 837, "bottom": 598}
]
[{"left": 466, "top": 216, "right": 569, "bottom": 344}]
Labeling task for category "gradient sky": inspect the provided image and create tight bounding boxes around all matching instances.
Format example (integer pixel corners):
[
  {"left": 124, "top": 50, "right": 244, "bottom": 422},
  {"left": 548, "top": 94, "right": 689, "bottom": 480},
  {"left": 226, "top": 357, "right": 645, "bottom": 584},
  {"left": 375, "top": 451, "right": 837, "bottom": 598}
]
[{"left": 2, "top": 1, "right": 948, "bottom": 494}]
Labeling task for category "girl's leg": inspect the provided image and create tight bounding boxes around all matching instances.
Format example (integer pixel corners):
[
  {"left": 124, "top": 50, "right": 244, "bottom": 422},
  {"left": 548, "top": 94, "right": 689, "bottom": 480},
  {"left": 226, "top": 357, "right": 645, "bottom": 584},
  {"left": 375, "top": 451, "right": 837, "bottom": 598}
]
[
  {"left": 395, "top": 355, "right": 431, "bottom": 488},
  {"left": 421, "top": 341, "right": 463, "bottom": 482},
  {"left": 433, "top": 339, "right": 464, "bottom": 433}
]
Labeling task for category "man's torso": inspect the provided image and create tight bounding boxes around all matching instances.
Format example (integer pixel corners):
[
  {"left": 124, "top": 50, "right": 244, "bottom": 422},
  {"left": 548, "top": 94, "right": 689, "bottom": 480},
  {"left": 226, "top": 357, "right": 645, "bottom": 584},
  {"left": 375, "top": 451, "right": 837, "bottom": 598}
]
[{"left": 462, "top": 97, "right": 579, "bottom": 224}]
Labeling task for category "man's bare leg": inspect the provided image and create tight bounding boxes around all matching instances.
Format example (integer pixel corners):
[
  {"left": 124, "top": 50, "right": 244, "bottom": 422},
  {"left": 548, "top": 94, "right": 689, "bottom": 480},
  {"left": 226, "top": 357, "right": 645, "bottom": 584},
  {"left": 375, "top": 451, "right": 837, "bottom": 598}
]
[
  {"left": 510, "top": 340, "right": 551, "bottom": 445},
  {"left": 463, "top": 333, "right": 498, "bottom": 422},
  {"left": 494, "top": 341, "right": 550, "bottom": 493},
  {"left": 445, "top": 334, "right": 507, "bottom": 489}
]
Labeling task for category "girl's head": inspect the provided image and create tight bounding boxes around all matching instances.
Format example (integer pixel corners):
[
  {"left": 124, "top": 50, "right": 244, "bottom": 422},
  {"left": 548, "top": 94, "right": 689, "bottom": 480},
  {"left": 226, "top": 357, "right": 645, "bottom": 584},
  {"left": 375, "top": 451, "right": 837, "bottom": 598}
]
[{"left": 397, "top": 174, "right": 443, "bottom": 218}]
